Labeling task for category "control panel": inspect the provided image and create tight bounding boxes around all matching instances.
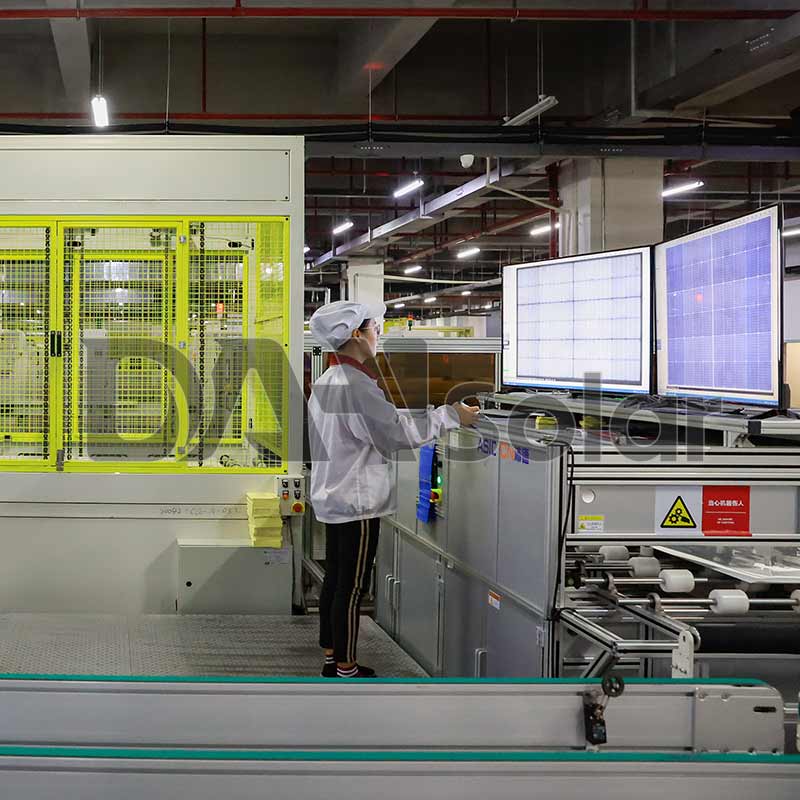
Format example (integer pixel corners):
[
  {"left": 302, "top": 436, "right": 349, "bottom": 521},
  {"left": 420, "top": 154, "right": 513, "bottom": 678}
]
[{"left": 275, "top": 475, "right": 306, "bottom": 516}]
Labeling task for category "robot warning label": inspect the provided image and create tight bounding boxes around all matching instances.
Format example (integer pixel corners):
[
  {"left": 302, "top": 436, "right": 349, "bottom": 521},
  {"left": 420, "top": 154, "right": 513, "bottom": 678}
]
[
  {"left": 654, "top": 487, "right": 702, "bottom": 534},
  {"left": 660, "top": 496, "right": 697, "bottom": 529},
  {"left": 701, "top": 486, "right": 751, "bottom": 536}
]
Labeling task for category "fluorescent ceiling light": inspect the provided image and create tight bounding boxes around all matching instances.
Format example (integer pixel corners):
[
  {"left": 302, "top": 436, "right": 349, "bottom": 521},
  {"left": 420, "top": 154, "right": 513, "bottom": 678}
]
[
  {"left": 404, "top": 265, "right": 423, "bottom": 274},
  {"left": 530, "top": 221, "right": 561, "bottom": 237},
  {"left": 303, "top": 245, "right": 310, "bottom": 253},
  {"left": 782, "top": 227, "right": 800, "bottom": 239},
  {"left": 662, "top": 180, "right": 704, "bottom": 198},
  {"left": 457, "top": 247, "right": 480, "bottom": 259},
  {"left": 332, "top": 220, "right": 354, "bottom": 235},
  {"left": 91, "top": 95, "right": 109, "bottom": 127},
  {"left": 461, "top": 290, "right": 472, "bottom": 296},
  {"left": 503, "top": 95, "right": 558, "bottom": 127},
  {"left": 393, "top": 178, "right": 424, "bottom": 198},
  {"left": 393, "top": 302, "right": 405, "bottom": 309},
  {"left": 424, "top": 296, "right": 437, "bottom": 303},
  {"left": 483, "top": 303, "right": 492, "bottom": 309}
]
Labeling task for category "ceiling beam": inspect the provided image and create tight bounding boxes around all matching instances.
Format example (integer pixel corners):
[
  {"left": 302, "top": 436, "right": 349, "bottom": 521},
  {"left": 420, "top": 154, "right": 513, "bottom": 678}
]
[
  {"left": 47, "top": 1, "right": 91, "bottom": 104},
  {"left": 642, "top": 12, "right": 800, "bottom": 112},
  {"left": 337, "top": 17, "right": 445, "bottom": 98},
  {"left": 313, "top": 158, "right": 553, "bottom": 266}
]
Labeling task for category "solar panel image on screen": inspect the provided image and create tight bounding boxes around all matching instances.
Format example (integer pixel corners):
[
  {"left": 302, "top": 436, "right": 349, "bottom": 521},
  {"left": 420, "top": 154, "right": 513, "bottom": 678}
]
[
  {"left": 656, "top": 206, "right": 781, "bottom": 405},
  {"left": 502, "top": 247, "right": 651, "bottom": 394}
]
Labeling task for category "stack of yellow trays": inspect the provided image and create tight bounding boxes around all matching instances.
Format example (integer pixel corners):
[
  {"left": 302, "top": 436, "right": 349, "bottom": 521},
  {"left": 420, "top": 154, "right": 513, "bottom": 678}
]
[{"left": 246, "top": 491, "right": 283, "bottom": 548}]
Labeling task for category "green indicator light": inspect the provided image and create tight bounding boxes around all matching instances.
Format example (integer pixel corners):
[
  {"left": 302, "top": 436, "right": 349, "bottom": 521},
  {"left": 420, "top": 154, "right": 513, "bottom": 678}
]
[{"left": 437, "top": 476, "right": 443, "bottom": 485}]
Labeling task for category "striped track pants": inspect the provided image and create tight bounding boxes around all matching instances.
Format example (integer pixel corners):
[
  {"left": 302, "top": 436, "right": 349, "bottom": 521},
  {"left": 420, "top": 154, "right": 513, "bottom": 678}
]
[{"left": 319, "top": 518, "right": 380, "bottom": 664}]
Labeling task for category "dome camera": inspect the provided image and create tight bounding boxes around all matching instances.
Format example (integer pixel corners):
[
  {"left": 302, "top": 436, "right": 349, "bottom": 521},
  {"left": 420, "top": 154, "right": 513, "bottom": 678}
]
[{"left": 460, "top": 154, "right": 475, "bottom": 169}]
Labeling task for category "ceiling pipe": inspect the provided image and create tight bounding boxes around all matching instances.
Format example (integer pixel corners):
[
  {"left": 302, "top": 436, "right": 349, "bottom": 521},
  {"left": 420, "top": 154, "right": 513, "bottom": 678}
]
[
  {"left": 388, "top": 277, "right": 502, "bottom": 306},
  {"left": 393, "top": 206, "right": 550, "bottom": 265},
  {"left": 0, "top": 5, "right": 792, "bottom": 21}
]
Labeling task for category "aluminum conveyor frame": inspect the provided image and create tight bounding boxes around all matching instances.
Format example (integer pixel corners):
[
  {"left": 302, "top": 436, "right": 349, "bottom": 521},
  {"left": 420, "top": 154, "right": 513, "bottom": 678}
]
[{"left": 0, "top": 675, "right": 786, "bottom": 754}]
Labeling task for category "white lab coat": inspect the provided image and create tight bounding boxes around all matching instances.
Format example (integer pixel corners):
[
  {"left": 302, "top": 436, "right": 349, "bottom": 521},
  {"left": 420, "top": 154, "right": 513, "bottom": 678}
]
[{"left": 308, "top": 359, "right": 460, "bottom": 524}]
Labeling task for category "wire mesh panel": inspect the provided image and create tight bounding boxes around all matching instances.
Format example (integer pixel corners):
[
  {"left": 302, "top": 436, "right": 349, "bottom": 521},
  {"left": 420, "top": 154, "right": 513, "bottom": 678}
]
[
  {"left": 188, "top": 219, "right": 288, "bottom": 471},
  {"left": 0, "top": 224, "right": 52, "bottom": 463},
  {"left": 62, "top": 225, "right": 179, "bottom": 466}
]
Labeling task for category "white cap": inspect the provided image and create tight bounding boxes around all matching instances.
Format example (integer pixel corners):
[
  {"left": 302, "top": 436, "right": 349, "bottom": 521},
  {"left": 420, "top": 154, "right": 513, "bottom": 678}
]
[{"left": 309, "top": 300, "right": 387, "bottom": 350}]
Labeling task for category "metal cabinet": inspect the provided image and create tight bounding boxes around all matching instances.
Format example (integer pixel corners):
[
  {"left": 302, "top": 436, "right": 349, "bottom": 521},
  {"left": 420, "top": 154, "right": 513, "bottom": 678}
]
[
  {"left": 442, "top": 564, "right": 486, "bottom": 677},
  {"left": 445, "top": 429, "right": 499, "bottom": 580},
  {"left": 485, "top": 599, "right": 545, "bottom": 678},
  {"left": 375, "top": 522, "right": 397, "bottom": 636},
  {"left": 395, "top": 534, "right": 442, "bottom": 675}
]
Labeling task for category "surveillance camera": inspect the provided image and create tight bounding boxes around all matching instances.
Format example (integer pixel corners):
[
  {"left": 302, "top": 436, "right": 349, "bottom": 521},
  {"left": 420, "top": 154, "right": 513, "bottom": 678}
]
[{"left": 460, "top": 154, "right": 475, "bottom": 169}]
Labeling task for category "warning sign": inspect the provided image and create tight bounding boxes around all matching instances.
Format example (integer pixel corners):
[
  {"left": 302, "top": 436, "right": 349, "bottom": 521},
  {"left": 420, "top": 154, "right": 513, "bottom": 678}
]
[
  {"left": 578, "top": 514, "right": 605, "bottom": 532},
  {"left": 702, "top": 486, "right": 751, "bottom": 536},
  {"left": 660, "top": 496, "right": 698, "bottom": 528},
  {"left": 654, "top": 486, "right": 702, "bottom": 535}
]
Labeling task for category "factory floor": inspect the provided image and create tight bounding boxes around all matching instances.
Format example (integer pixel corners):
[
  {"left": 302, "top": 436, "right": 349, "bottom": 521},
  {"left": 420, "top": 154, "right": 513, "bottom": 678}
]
[{"left": 0, "top": 613, "right": 427, "bottom": 678}]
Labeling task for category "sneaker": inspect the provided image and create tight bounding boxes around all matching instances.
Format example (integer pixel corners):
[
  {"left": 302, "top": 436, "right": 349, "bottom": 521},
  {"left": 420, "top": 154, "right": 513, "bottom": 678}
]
[
  {"left": 337, "top": 665, "right": 377, "bottom": 679},
  {"left": 321, "top": 663, "right": 377, "bottom": 678}
]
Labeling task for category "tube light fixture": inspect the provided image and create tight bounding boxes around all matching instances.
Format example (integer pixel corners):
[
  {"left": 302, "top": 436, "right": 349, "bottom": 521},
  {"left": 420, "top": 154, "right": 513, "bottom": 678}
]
[
  {"left": 461, "top": 290, "right": 472, "bottom": 296},
  {"left": 662, "top": 180, "right": 704, "bottom": 198},
  {"left": 393, "top": 302, "right": 405, "bottom": 309},
  {"left": 393, "top": 178, "right": 424, "bottom": 198},
  {"left": 457, "top": 247, "right": 480, "bottom": 259},
  {"left": 483, "top": 303, "right": 492, "bottom": 309},
  {"left": 303, "top": 245, "right": 310, "bottom": 254},
  {"left": 404, "top": 265, "right": 423, "bottom": 274},
  {"left": 91, "top": 95, "right": 109, "bottom": 127},
  {"left": 424, "top": 296, "right": 437, "bottom": 303},
  {"left": 503, "top": 95, "right": 558, "bottom": 127},
  {"left": 782, "top": 227, "right": 800, "bottom": 239},
  {"left": 530, "top": 221, "right": 561, "bottom": 237},
  {"left": 332, "top": 220, "right": 354, "bottom": 235}
]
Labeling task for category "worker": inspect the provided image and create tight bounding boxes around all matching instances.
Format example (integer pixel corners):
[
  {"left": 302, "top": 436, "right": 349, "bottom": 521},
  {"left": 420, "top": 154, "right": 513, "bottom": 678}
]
[{"left": 308, "top": 300, "right": 480, "bottom": 678}]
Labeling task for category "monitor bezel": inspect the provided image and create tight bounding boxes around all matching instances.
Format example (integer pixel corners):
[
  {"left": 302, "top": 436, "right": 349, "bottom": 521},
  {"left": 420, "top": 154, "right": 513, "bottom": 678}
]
[
  {"left": 654, "top": 204, "right": 784, "bottom": 407},
  {"left": 501, "top": 245, "right": 655, "bottom": 395}
]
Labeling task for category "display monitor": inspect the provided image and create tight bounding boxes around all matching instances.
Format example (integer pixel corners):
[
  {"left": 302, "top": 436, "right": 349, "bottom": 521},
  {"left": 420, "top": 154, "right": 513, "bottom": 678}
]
[
  {"left": 502, "top": 247, "right": 652, "bottom": 394},
  {"left": 655, "top": 206, "right": 782, "bottom": 406}
]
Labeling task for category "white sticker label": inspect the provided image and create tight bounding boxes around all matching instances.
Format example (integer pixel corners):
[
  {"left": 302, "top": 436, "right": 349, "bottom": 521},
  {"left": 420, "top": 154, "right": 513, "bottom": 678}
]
[
  {"left": 654, "top": 486, "right": 702, "bottom": 534},
  {"left": 578, "top": 514, "right": 605, "bottom": 532},
  {"left": 262, "top": 547, "right": 291, "bottom": 564},
  {"left": 488, "top": 591, "right": 502, "bottom": 610}
]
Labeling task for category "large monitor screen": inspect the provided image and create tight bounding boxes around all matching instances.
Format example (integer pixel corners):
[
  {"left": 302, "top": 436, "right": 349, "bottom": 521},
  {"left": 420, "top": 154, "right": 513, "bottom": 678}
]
[
  {"left": 655, "top": 206, "right": 782, "bottom": 405},
  {"left": 502, "top": 247, "right": 652, "bottom": 394}
]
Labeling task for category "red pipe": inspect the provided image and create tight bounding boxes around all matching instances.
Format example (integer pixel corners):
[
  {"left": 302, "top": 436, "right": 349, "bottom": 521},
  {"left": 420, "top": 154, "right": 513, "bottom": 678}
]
[
  {"left": 201, "top": 18, "right": 207, "bottom": 113},
  {"left": 0, "top": 6, "right": 793, "bottom": 21}
]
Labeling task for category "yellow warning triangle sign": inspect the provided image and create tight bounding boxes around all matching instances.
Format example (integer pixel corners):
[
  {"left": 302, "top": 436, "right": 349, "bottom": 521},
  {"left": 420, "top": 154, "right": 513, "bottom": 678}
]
[{"left": 660, "top": 496, "right": 697, "bottom": 528}]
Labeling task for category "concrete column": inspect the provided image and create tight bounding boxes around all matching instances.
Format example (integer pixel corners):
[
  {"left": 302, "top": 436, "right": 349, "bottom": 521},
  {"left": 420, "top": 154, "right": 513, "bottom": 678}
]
[
  {"left": 346, "top": 257, "right": 385, "bottom": 306},
  {"left": 558, "top": 158, "right": 664, "bottom": 255}
]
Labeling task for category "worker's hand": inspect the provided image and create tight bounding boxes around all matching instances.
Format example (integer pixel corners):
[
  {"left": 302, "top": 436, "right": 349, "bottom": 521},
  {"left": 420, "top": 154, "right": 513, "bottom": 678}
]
[{"left": 452, "top": 401, "right": 480, "bottom": 427}]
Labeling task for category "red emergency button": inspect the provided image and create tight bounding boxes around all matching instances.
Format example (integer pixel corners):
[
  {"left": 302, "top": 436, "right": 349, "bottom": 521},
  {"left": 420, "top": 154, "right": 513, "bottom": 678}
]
[
  {"left": 292, "top": 502, "right": 305, "bottom": 513},
  {"left": 429, "top": 488, "right": 442, "bottom": 504}
]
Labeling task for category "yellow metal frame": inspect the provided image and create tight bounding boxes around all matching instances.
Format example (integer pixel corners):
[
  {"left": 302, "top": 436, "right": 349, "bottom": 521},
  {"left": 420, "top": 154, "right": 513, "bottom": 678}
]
[
  {"left": 0, "top": 217, "right": 59, "bottom": 471},
  {"left": 0, "top": 215, "right": 290, "bottom": 475}
]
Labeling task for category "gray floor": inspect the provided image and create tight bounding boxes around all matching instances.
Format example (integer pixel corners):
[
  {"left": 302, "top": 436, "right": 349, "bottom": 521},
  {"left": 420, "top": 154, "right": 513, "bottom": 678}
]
[{"left": 0, "top": 613, "right": 428, "bottom": 678}]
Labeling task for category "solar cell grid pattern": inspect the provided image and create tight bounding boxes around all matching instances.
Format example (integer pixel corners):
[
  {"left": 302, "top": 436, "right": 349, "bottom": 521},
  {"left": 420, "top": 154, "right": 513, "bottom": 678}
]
[
  {"left": 665, "top": 216, "right": 772, "bottom": 395},
  {"left": 516, "top": 253, "right": 642, "bottom": 386}
]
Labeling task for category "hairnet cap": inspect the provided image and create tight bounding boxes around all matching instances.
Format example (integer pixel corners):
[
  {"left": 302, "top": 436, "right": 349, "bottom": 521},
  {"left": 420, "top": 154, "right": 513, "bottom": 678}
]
[{"left": 308, "top": 300, "right": 387, "bottom": 350}]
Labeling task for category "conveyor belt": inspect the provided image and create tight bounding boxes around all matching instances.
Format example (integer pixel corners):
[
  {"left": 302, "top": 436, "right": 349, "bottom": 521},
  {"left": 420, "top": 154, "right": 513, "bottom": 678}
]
[{"left": 0, "top": 747, "right": 798, "bottom": 799}]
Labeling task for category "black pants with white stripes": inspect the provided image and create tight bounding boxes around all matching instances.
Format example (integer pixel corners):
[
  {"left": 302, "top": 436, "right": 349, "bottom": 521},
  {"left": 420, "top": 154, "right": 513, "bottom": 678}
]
[{"left": 319, "top": 518, "right": 380, "bottom": 664}]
